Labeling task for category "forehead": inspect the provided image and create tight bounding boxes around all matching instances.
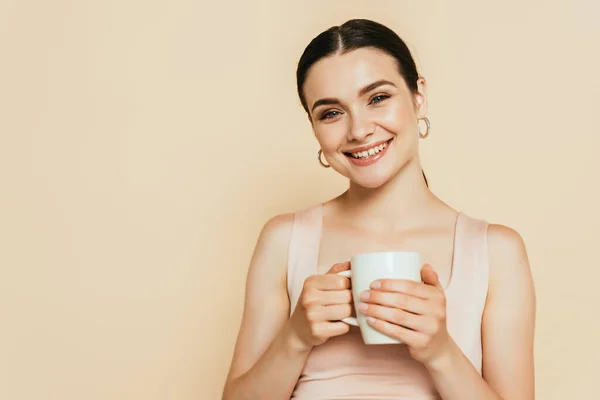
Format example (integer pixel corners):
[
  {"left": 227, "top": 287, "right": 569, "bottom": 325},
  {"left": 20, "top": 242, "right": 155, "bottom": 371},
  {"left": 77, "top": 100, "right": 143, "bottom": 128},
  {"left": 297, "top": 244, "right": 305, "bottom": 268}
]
[{"left": 303, "top": 47, "right": 405, "bottom": 103}]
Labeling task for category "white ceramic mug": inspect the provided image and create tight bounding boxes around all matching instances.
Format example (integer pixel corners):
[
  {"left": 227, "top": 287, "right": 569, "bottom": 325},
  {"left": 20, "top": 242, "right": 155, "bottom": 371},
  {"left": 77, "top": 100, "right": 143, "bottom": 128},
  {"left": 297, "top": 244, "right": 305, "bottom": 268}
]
[{"left": 337, "top": 251, "right": 422, "bottom": 345}]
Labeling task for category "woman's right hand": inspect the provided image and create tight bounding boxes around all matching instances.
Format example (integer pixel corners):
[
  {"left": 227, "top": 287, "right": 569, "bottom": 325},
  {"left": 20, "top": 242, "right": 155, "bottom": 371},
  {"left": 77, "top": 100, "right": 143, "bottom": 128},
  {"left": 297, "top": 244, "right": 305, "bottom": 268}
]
[{"left": 289, "top": 261, "right": 353, "bottom": 350}]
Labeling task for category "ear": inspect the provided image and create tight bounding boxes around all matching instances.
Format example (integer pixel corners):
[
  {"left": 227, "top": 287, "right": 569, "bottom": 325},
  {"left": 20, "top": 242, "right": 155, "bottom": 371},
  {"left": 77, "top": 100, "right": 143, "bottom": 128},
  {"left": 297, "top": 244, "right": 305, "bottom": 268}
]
[{"left": 413, "top": 77, "right": 428, "bottom": 119}]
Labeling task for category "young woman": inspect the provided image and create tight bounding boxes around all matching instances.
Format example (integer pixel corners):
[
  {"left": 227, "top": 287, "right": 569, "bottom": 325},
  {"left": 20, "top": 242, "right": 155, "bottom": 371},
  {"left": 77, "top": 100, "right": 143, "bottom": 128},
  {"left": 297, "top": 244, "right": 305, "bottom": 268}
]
[{"left": 222, "top": 18, "right": 536, "bottom": 400}]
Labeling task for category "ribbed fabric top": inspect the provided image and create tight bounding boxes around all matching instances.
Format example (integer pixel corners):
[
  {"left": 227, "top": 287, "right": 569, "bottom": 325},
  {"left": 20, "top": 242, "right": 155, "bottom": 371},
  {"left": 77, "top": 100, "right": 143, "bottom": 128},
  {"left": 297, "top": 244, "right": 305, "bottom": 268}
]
[{"left": 287, "top": 204, "right": 490, "bottom": 399}]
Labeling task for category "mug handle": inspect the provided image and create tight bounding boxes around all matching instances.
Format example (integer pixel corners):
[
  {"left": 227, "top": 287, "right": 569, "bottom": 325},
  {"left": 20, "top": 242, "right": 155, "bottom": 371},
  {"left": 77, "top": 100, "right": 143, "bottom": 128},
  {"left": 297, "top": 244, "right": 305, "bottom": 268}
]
[{"left": 336, "top": 270, "right": 359, "bottom": 327}]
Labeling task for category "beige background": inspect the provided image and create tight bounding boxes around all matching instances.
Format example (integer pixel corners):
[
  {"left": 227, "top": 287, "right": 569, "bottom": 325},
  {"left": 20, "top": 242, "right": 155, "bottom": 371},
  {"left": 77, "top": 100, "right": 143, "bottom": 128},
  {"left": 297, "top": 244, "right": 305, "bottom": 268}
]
[{"left": 1, "top": 0, "right": 598, "bottom": 399}]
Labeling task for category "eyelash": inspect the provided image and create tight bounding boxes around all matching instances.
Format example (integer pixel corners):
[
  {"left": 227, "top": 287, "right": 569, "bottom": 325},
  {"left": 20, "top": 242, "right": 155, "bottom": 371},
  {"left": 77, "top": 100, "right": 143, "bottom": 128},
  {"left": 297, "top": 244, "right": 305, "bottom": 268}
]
[
  {"left": 370, "top": 94, "right": 390, "bottom": 104},
  {"left": 318, "top": 94, "right": 391, "bottom": 120},
  {"left": 320, "top": 110, "right": 341, "bottom": 120}
]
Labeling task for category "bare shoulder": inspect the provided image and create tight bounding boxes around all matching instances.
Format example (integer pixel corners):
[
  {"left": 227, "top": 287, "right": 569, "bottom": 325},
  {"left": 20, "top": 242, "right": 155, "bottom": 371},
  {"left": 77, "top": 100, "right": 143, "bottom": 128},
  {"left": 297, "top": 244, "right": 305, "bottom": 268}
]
[
  {"left": 485, "top": 223, "right": 534, "bottom": 293},
  {"left": 246, "top": 212, "right": 296, "bottom": 280},
  {"left": 487, "top": 224, "right": 528, "bottom": 263},
  {"left": 255, "top": 212, "right": 295, "bottom": 255}
]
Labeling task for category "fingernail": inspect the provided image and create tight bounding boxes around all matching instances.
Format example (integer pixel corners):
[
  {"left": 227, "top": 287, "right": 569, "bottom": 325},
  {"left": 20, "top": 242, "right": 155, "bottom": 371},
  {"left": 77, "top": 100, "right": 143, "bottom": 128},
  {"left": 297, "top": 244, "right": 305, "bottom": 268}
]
[
  {"left": 358, "top": 303, "right": 368, "bottom": 312},
  {"left": 360, "top": 290, "right": 370, "bottom": 301},
  {"left": 367, "top": 317, "right": 376, "bottom": 324},
  {"left": 370, "top": 280, "right": 381, "bottom": 289}
]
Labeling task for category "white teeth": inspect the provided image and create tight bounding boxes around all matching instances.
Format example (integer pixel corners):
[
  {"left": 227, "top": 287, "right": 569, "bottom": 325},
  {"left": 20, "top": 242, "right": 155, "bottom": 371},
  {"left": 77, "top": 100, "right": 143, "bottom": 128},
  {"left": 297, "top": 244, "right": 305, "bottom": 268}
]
[{"left": 350, "top": 141, "right": 389, "bottom": 159}]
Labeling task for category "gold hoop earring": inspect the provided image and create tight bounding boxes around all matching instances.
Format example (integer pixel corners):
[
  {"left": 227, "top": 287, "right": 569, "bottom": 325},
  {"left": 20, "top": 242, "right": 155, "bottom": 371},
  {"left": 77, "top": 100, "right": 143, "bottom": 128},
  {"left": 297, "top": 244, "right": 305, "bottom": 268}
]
[
  {"left": 318, "top": 149, "right": 330, "bottom": 168},
  {"left": 418, "top": 117, "right": 431, "bottom": 139}
]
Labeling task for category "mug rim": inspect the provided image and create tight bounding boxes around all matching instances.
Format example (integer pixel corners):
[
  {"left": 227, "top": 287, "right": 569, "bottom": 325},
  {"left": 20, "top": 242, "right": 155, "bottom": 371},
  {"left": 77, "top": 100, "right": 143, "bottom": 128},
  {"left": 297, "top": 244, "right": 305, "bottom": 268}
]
[{"left": 351, "top": 250, "right": 421, "bottom": 258}]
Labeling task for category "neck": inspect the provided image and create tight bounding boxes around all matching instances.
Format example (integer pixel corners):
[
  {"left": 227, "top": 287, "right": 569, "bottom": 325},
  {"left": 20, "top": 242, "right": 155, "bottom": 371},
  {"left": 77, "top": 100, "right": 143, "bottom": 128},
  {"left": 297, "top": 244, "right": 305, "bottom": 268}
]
[{"left": 338, "top": 158, "right": 440, "bottom": 227}]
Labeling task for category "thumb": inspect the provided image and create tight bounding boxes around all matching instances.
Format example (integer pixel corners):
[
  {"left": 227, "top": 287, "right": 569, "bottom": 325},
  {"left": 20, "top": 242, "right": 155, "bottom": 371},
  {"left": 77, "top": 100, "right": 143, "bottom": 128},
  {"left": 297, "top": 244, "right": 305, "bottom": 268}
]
[
  {"left": 326, "top": 261, "right": 350, "bottom": 274},
  {"left": 421, "top": 264, "right": 443, "bottom": 290}
]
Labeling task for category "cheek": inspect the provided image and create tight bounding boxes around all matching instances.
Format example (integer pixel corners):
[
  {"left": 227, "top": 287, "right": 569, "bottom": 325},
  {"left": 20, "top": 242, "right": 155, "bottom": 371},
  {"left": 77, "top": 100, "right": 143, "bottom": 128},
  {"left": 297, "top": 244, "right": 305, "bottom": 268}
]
[
  {"left": 314, "top": 122, "right": 348, "bottom": 151},
  {"left": 377, "top": 101, "right": 417, "bottom": 133}
]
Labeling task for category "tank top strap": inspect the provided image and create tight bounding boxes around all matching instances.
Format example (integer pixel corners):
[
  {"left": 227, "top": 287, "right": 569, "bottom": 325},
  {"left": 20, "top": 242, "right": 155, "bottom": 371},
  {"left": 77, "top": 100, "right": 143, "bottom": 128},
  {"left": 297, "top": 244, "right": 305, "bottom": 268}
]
[
  {"left": 448, "top": 213, "right": 490, "bottom": 302},
  {"left": 287, "top": 203, "right": 323, "bottom": 316},
  {"left": 446, "top": 212, "right": 490, "bottom": 374}
]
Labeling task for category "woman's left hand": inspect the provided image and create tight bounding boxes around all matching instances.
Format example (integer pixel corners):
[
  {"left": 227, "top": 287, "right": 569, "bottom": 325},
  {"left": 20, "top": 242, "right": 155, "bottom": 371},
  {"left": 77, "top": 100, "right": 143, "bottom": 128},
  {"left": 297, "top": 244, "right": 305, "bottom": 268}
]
[{"left": 358, "top": 264, "right": 454, "bottom": 367}]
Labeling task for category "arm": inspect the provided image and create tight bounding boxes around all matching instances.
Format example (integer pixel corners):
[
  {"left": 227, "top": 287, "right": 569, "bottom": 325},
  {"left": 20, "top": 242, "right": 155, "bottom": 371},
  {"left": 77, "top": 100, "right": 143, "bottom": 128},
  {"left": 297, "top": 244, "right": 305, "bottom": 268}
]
[
  {"left": 361, "top": 224, "right": 536, "bottom": 399},
  {"left": 221, "top": 214, "right": 311, "bottom": 400},
  {"left": 425, "top": 224, "right": 536, "bottom": 399}
]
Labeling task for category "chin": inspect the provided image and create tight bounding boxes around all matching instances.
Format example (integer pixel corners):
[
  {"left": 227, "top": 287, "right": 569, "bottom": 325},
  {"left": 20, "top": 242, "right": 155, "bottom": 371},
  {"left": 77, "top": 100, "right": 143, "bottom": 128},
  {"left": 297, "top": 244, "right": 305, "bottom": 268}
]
[{"left": 348, "top": 169, "right": 395, "bottom": 189}]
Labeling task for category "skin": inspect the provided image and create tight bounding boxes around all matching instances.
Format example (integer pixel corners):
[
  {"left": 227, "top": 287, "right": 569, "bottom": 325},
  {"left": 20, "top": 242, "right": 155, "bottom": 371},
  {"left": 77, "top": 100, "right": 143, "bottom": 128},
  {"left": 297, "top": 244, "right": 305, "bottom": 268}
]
[{"left": 222, "top": 47, "right": 536, "bottom": 400}]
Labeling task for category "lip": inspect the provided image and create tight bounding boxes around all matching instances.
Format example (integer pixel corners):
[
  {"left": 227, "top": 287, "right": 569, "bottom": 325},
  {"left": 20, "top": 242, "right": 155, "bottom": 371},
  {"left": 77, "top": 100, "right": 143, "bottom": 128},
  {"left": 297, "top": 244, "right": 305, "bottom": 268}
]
[
  {"left": 343, "top": 138, "right": 392, "bottom": 154},
  {"left": 344, "top": 138, "right": 393, "bottom": 167}
]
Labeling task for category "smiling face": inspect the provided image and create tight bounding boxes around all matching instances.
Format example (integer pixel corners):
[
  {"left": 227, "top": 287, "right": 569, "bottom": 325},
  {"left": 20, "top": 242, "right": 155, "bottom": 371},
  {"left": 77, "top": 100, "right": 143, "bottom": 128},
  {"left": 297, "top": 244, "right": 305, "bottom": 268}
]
[{"left": 303, "top": 47, "right": 428, "bottom": 189}]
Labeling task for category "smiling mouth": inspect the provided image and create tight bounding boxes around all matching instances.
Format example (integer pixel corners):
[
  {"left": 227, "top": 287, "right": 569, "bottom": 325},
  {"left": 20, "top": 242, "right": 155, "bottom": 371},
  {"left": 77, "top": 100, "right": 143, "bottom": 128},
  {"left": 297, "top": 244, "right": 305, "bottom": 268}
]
[{"left": 344, "top": 139, "right": 393, "bottom": 159}]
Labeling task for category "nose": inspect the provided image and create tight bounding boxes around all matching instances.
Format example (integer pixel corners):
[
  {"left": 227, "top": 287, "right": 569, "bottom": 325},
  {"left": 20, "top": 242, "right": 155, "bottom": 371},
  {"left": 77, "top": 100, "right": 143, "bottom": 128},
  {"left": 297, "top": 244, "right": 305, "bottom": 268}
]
[{"left": 346, "top": 111, "right": 375, "bottom": 142}]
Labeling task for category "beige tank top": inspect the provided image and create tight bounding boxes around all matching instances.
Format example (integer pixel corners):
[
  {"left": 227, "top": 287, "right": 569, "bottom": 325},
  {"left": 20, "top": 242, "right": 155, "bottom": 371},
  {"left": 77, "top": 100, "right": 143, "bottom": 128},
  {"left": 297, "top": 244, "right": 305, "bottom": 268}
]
[{"left": 287, "top": 203, "right": 490, "bottom": 399}]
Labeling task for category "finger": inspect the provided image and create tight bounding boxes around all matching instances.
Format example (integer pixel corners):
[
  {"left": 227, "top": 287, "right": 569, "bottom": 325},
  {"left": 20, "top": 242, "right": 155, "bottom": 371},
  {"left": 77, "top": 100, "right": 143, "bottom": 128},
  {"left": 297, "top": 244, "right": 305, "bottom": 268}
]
[
  {"left": 326, "top": 261, "right": 350, "bottom": 274},
  {"left": 359, "top": 303, "right": 427, "bottom": 331},
  {"left": 319, "top": 289, "right": 352, "bottom": 305},
  {"left": 302, "top": 289, "right": 352, "bottom": 307},
  {"left": 325, "top": 303, "right": 353, "bottom": 321},
  {"left": 308, "top": 304, "right": 352, "bottom": 322},
  {"left": 366, "top": 316, "right": 426, "bottom": 345},
  {"left": 370, "top": 278, "right": 435, "bottom": 299},
  {"left": 313, "top": 321, "right": 350, "bottom": 338},
  {"left": 360, "top": 290, "right": 428, "bottom": 315},
  {"left": 421, "top": 264, "right": 444, "bottom": 290},
  {"left": 309, "top": 274, "right": 350, "bottom": 290}
]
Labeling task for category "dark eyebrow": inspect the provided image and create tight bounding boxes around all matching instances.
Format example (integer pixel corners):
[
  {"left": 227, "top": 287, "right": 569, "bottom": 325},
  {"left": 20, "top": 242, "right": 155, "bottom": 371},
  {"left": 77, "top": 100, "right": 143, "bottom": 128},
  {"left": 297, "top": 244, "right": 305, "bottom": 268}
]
[
  {"left": 311, "top": 98, "right": 340, "bottom": 113},
  {"left": 310, "top": 79, "right": 397, "bottom": 113},
  {"left": 358, "top": 79, "right": 397, "bottom": 97}
]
